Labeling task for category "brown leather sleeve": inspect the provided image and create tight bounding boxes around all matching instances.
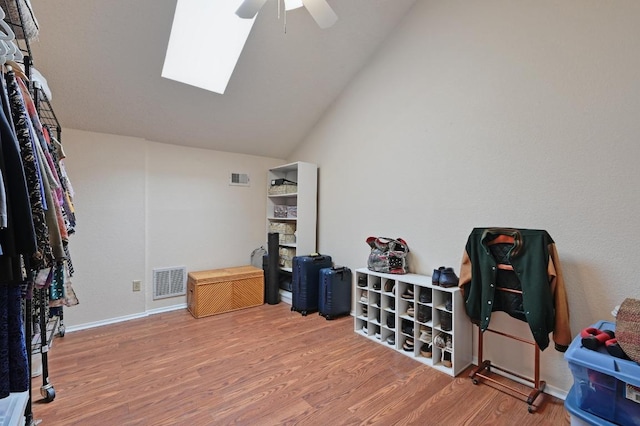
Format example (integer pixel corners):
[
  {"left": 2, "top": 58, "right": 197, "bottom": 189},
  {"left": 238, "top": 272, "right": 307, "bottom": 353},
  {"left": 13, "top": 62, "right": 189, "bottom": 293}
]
[
  {"left": 548, "top": 243, "right": 572, "bottom": 351},
  {"left": 459, "top": 249, "right": 472, "bottom": 298}
]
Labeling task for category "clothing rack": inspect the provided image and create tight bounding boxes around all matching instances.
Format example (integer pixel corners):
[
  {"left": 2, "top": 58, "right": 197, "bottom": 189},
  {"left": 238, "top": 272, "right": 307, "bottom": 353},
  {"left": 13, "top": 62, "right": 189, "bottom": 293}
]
[
  {"left": 467, "top": 232, "right": 546, "bottom": 413},
  {"left": 468, "top": 296, "right": 546, "bottom": 413},
  {"left": 2, "top": 1, "right": 66, "bottom": 424}
]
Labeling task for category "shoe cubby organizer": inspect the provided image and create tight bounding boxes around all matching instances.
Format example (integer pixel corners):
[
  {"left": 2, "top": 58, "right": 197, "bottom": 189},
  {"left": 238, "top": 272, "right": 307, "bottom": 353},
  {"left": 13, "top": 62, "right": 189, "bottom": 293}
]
[{"left": 354, "top": 268, "right": 472, "bottom": 377}]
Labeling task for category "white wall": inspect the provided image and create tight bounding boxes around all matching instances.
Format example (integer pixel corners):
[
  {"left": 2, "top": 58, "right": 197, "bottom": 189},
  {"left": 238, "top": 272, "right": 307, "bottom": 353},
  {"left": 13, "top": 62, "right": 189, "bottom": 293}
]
[
  {"left": 288, "top": 0, "right": 640, "bottom": 394},
  {"left": 61, "top": 128, "right": 283, "bottom": 327}
]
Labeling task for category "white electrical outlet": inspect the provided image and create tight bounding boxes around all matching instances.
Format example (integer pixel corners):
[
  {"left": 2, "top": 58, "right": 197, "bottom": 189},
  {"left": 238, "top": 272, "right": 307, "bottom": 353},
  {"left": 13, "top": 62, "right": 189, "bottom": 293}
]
[{"left": 132, "top": 280, "right": 142, "bottom": 292}]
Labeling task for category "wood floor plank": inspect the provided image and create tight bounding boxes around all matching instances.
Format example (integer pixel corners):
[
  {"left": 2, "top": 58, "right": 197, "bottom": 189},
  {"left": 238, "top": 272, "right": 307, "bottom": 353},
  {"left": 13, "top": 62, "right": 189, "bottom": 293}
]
[{"left": 30, "top": 303, "right": 570, "bottom": 425}]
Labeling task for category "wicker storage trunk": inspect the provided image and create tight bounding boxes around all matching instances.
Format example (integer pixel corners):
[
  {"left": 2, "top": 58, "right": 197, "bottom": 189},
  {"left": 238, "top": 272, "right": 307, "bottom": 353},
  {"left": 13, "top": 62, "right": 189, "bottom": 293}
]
[{"left": 187, "top": 266, "right": 264, "bottom": 318}]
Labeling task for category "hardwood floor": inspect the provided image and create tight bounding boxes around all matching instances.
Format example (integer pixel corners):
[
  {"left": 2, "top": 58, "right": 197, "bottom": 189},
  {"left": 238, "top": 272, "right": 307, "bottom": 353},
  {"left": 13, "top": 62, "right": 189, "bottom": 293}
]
[{"left": 30, "top": 303, "right": 570, "bottom": 425}]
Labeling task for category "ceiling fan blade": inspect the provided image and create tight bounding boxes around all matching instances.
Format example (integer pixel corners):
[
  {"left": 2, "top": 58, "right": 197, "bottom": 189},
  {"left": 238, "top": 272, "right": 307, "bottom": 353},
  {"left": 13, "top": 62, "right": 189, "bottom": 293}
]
[
  {"left": 302, "top": 0, "right": 338, "bottom": 29},
  {"left": 236, "top": 0, "right": 269, "bottom": 19}
]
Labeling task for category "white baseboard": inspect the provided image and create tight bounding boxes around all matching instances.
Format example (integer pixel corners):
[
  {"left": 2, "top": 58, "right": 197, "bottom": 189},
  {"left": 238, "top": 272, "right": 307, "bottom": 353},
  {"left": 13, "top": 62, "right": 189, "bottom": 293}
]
[{"left": 65, "top": 303, "right": 187, "bottom": 334}]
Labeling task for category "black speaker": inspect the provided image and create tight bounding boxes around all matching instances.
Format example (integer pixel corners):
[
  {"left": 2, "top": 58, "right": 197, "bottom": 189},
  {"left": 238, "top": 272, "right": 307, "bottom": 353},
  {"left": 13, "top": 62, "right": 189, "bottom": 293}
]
[{"left": 266, "top": 232, "right": 280, "bottom": 305}]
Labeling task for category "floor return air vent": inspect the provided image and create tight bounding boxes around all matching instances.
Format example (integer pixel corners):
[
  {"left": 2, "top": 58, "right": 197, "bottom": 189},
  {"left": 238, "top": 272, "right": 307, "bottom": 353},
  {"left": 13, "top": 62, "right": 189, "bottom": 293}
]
[{"left": 152, "top": 266, "right": 187, "bottom": 300}]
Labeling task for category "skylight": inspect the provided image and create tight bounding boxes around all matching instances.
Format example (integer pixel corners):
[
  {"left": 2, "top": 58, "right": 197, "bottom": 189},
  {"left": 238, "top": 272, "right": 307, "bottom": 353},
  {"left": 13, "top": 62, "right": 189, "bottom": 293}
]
[{"left": 162, "top": 0, "right": 255, "bottom": 95}]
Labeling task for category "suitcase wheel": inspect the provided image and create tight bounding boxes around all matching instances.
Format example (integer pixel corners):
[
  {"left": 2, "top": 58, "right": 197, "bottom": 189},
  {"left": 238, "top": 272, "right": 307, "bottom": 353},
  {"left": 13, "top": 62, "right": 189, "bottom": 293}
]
[
  {"left": 291, "top": 307, "right": 294, "bottom": 311},
  {"left": 302, "top": 311, "right": 307, "bottom": 316},
  {"left": 325, "top": 316, "right": 333, "bottom": 321}
]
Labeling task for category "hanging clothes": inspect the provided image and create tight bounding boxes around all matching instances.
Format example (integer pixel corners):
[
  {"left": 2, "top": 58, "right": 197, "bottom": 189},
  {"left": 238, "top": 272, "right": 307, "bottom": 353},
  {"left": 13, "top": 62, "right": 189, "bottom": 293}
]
[
  {"left": 0, "top": 72, "right": 34, "bottom": 399},
  {"left": 4, "top": 69, "right": 52, "bottom": 271},
  {"left": 0, "top": 64, "right": 78, "bottom": 400},
  {"left": 459, "top": 227, "right": 572, "bottom": 352},
  {"left": 0, "top": 74, "right": 36, "bottom": 283}
]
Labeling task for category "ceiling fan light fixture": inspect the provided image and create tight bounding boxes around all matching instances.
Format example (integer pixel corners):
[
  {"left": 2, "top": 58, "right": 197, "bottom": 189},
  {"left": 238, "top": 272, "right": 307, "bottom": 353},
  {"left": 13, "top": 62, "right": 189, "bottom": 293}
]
[{"left": 285, "top": 0, "right": 303, "bottom": 11}]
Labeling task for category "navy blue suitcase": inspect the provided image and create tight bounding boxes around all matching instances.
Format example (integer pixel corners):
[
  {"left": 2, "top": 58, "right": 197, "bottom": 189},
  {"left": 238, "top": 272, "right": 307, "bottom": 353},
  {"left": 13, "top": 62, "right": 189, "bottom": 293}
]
[
  {"left": 318, "top": 267, "right": 352, "bottom": 320},
  {"left": 291, "top": 254, "right": 332, "bottom": 316}
]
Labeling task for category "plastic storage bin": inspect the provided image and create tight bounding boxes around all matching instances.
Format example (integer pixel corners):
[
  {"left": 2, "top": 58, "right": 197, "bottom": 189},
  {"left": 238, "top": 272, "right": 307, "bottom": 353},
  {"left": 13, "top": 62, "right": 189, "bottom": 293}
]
[
  {"left": 564, "top": 320, "right": 640, "bottom": 426},
  {"left": 565, "top": 385, "right": 616, "bottom": 426}
]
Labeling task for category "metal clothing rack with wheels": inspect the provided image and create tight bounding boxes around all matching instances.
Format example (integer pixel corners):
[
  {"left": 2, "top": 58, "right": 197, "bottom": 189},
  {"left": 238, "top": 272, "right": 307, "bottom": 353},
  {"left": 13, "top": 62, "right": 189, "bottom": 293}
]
[{"left": 3, "top": 0, "right": 65, "bottom": 423}]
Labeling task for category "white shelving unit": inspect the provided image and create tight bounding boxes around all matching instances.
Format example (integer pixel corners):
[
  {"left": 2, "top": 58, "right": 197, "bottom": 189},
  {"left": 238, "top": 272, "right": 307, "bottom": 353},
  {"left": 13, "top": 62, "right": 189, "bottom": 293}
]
[
  {"left": 267, "top": 162, "right": 317, "bottom": 303},
  {"left": 353, "top": 268, "right": 472, "bottom": 377}
]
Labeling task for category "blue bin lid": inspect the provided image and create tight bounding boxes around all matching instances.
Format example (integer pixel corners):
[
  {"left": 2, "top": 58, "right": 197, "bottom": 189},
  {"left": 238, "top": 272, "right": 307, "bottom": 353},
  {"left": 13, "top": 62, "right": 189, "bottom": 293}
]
[{"left": 564, "top": 320, "right": 640, "bottom": 387}]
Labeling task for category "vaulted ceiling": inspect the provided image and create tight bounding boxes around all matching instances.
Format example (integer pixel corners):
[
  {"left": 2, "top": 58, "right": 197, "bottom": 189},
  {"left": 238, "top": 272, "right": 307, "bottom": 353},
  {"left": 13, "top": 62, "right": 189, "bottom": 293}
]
[{"left": 28, "top": 0, "right": 416, "bottom": 158}]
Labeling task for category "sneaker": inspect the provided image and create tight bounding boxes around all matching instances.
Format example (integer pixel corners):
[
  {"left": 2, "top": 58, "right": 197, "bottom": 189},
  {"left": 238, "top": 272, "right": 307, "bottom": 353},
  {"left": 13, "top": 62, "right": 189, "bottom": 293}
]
[
  {"left": 401, "top": 286, "right": 414, "bottom": 300},
  {"left": 406, "top": 306, "right": 415, "bottom": 317},
  {"left": 362, "top": 325, "right": 368, "bottom": 334},
  {"left": 360, "top": 290, "right": 368, "bottom": 304},
  {"left": 419, "top": 330, "right": 432, "bottom": 344},
  {"left": 386, "top": 334, "right": 396, "bottom": 345},
  {"left": 445, "top": 334, "right": 452, "bottom": 350},
  {"left": 384, "top": 280, "right": 395, "bottom": 293},
  {"left": 434, "top": 333, "right": 446, "bottom": 349},
  {"left": 420, "top": 343, "right": 433, "bottom": 358},
  {"left": 373, "top": 281, "right": 381, "bottom": 290}
]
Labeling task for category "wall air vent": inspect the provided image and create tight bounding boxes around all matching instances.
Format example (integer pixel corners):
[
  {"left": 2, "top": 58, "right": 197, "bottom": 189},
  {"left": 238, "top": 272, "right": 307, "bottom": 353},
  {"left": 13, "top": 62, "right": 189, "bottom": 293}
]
[
  {"left": 230, "top": 172, "right": 250, "bottom": 186},
  {"left": 152, "top": 266, "right": 187, "bottom": 300}
]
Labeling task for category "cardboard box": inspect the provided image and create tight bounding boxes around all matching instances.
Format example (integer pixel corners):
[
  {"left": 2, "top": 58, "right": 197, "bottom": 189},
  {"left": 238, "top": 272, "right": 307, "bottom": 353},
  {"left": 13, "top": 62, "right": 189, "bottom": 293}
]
[
  {"left": 564, "top": 320, "right": 640, "bottom": 425},
  {"left": 187, "top": 266, "right": 264, "bottom": 318}
]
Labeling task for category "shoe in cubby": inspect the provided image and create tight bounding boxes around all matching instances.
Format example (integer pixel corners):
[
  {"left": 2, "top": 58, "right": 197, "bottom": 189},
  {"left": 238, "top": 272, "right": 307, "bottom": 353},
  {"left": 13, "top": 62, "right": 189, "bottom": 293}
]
[
  {"left": 440, "top": 311, "right": 452, "bottom": 331},
  {"left": 444, "top": 293, "right": 452, "bottom": 311},
  {"left": 360, "top": 290, "right": 368, "bottom": 304},
  {"left": 402, "top": 337, "right": 414, "bottom": 352},
  {"left": 433, "top": 332, "right": 447, "bottom": 349},
  {"left": 357, "top": 275, "right": 367, "bottom": 288},
  {"left": 442, "top": 351, "right": 452, "bottom": 368},
  {"left": 419, "top": 327, "right": 432, "bottom": 344},
  {"left": 419, "top": 287, "right": 432, "bottom": 304},
  {"left": 401, "top": 319, "right": 414, "bottom": 336},
  {"left": 371, "top": 295, "right": 380, "bottom": 308},
  {"left": 406, "top": 306, "right": 415, "bottom": 317},
  {"left": 420, "top": 342, "right": 433, "bottom": 358},
  {"left": 386, "top": 315, "right": 395, "bottom": 330},
  {"left": 383, "top": 279, "right": 395, "bottom": 293},
  {"left": 417, "top": 305, "right": 431, "bottom": 323},
  {"left": 401, "top": 285, "right": 414, "bottom": 300}
]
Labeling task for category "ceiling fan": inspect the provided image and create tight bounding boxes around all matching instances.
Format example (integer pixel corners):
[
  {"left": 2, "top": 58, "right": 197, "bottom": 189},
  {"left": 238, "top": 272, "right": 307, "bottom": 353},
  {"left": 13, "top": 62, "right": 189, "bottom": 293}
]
[{"left": 236, "top": 0, "right": 338, "bottom": 29}]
